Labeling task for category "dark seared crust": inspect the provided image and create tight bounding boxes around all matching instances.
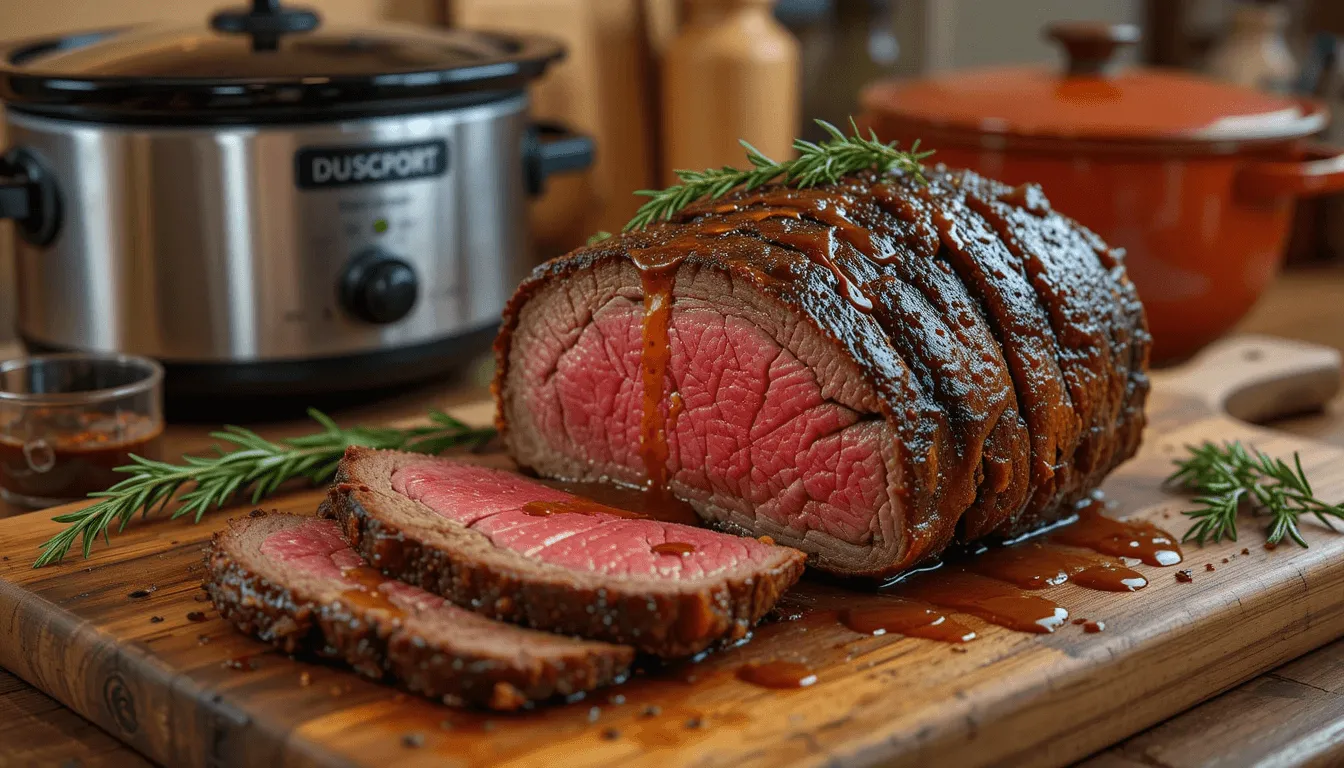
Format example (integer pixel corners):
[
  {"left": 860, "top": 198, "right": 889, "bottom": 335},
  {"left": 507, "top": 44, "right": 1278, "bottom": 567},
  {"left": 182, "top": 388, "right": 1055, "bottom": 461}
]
[
  {"left": 323, "top": 448, "right": 808, "bottom": 657},
  {"left": 948, "top": 171, "right": 1126, "bottom": 530},
  {"left": 734, "top": 175, "right": 1032, "bottom": 540},
  {"left": 492, "top": 166, "right": 1149, "bottom": 575},
  {"left": 1085, "top": 230, "right": 1152, "bottom": 466},
  {"left": 952, "top": 173, "right": 1149, "bottom": 521},
  {"left": 917, "top": 176, "right": 1082, "bottom": 525},
  {"left": 204, "top": 512, "right": 634, "bottom": 710}
]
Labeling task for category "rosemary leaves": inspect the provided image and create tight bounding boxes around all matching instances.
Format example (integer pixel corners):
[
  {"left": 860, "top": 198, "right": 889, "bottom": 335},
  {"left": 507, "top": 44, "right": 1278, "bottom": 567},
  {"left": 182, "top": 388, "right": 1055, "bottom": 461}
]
[
  {"left": 34, "top": 409, "right": 494, "bottom": 567},
  {"left": 1167, "top": 441, "right": 1344, "bottom": 548},
  {"left": 623, "top": 119, "right": 931, "bottom": 232}
]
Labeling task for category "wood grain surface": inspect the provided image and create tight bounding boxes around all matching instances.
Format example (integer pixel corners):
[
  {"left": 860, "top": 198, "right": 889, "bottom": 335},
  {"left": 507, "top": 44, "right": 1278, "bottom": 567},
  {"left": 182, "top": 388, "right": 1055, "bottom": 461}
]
[
  {"left": 1, "top": 336, "right": 1344, "bottom": 768},
  {"left": 0, "top": 667, "right": 153, "bottom": 768},
  {"left": 1081, "top": 637, "right": 1344, "bottom": 768}
]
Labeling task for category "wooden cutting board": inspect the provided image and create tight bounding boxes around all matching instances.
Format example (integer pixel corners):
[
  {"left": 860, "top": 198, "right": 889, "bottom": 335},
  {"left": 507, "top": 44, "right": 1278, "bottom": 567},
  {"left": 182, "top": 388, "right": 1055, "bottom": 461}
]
[{"left": 2, "top": 335, "right": 1344, "bottom": 768}]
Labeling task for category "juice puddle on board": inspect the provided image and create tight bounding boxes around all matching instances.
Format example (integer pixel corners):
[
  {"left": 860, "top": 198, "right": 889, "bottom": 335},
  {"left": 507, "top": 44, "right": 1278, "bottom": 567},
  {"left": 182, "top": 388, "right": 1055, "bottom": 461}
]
[
  {"left": 321, "top": 494, "right": 1185, "bottom": 764},
  {"left": 472, "top": 482, "right": 1184, "bottom": 693}
]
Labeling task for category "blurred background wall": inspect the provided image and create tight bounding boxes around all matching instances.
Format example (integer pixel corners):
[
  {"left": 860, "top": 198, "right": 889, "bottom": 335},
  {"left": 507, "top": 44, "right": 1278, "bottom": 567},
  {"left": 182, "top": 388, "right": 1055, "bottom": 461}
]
[{"left": 0, "top": 0, "right": 1335, "bottom": 344}]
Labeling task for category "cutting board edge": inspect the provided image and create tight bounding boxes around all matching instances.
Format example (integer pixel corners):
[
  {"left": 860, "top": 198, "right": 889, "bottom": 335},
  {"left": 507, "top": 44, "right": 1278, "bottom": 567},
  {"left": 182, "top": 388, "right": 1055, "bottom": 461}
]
[
  {"left": 0, "top": 550, "right": 373, "bottom": 768},
  {"left": 848, "top": 554, "right": 1344, "bottom": 768},
  {"left": 0, "top": 575, "right": 177, "bottom": 765}
]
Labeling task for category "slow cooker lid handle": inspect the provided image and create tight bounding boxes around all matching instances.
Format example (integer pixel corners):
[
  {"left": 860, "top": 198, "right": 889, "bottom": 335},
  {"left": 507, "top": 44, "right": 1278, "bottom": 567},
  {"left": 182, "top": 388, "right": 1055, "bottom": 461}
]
[
  {"left": 211, "top": 0, "right": 321, "bottom": 52},
  {"left": 525, "top": 122, "right": 596, "bottom": 197}
]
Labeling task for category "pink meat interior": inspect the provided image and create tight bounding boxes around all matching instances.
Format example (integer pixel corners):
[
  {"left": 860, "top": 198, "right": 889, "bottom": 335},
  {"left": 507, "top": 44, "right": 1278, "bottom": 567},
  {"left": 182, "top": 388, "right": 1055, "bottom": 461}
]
[
  {"left": 260, "top": 518, "right": 449, "bottom": 612},
  {"left": 519, "top": 298, "right": 889, "bottom": 547},
  {"left": 390, "top": 461, "right": 781, "bottom": 580}
]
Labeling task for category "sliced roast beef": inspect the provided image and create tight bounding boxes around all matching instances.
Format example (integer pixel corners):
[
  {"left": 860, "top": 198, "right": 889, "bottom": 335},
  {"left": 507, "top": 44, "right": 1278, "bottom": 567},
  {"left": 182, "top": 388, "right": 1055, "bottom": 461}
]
[
  {"left": 714, "top": 178, "right": 1033, "bottom": 541},
  {"left": 322, "top": 447, "right": 807, "bottom": 657},
  {"left": 205, "top": 512, "right": 633, "bottom": 709},
  {"left": 494, "top": 166, "right": 1149, "bottom": 578},
  {"left": 953, "top": 172, "right": 1135, "bottom": 511}
]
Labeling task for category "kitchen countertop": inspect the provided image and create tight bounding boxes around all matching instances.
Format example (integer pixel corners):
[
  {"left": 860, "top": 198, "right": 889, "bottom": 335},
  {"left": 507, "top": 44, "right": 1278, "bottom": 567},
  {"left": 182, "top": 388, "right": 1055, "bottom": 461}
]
[{"left": 3, "top": 267, "right": 1344, "bottom": 768}]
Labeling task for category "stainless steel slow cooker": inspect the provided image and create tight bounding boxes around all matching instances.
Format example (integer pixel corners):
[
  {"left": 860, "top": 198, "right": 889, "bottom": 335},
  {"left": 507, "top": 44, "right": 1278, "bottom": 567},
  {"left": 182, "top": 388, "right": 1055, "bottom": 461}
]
[{"left": 0, "top": 0, "right": 591, "bottom": 403}]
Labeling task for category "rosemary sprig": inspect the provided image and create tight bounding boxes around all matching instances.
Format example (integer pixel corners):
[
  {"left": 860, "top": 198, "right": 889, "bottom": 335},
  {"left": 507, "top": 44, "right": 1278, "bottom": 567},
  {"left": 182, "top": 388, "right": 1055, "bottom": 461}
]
[
  {"left": 33, "top": 409, "right": 494, "bottom": 568},
  {"left": 624, "top": 118, "right": 932, "bottom": 231},
  {"left": 1166, "top": 441, "right": 1344, "bottom": 548}
]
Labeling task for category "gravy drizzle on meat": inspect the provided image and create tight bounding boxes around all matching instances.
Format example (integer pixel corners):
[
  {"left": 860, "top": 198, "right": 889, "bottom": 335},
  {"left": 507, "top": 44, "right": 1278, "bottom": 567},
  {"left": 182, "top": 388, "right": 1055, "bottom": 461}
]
[
  {"left": 497, "top": 166, "right": 1151, "bottom": 578},
  {"left": 634, "top": 254, "right": 678, "bottom": 493}
]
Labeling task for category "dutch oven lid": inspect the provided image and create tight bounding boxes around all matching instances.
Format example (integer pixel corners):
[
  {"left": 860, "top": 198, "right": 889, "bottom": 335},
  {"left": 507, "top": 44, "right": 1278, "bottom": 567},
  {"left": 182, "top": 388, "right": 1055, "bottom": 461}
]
[
  {"left": 861, "top": 22, "right": 1327, "bottom": 150},
  {"left": 0, "top": 0, "right": 564, "bottom": 123}
]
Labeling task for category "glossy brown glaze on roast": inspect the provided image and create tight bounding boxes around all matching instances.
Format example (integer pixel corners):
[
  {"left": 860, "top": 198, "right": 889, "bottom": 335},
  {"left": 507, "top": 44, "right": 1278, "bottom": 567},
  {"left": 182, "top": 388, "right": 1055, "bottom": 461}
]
[{"left": 494, "top": 166, "right": 1151, "bottom": 578}]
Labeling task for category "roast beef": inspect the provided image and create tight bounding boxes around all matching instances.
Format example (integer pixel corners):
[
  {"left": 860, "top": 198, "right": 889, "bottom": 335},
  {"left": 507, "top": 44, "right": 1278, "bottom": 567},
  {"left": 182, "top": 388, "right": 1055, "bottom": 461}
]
[
  {"left": 323, "top": 447, "right": 807, "bottom": 657},
  {"left": 204, "top": 512, "right": 634, "bottom": 709},
  {"left": 494, "top": 166, "right": 1150, "bottom": 578}
]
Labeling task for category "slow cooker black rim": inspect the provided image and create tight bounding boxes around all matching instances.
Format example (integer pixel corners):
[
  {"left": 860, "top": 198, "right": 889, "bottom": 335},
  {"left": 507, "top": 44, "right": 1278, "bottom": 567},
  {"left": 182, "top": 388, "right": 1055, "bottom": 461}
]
[
  {"left": 0, "top": 26, "right": 565, "bottom": 125},
  {"left": 22, "top": 323, "right": 498, "bottom": 401},
  {"left": 2, "top": 88, "right": 529, "bottom": 127}
]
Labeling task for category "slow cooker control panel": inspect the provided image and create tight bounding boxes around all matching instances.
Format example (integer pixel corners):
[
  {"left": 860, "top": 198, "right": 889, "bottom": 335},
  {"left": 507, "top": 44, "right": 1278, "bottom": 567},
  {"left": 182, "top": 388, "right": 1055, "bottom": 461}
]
[{"left": 340, "top": 247, "right": 419, "bottom": 325}]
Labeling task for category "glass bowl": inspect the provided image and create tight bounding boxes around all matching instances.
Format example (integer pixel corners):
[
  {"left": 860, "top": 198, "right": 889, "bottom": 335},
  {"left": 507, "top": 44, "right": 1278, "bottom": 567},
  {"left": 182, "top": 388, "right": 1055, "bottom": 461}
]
[{"left": 0, "top": 353, "right": 164, "bottom": 508}]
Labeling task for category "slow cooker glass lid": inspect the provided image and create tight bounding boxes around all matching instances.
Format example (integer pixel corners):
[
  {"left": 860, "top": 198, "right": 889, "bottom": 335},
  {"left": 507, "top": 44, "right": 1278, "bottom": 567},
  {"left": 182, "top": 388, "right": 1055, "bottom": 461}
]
[
  {"left": 14, "top": 25, "right": 510, "bottom": 79},
  {"left": 0, "top": 2, "right": 563, "bottom": 122}
]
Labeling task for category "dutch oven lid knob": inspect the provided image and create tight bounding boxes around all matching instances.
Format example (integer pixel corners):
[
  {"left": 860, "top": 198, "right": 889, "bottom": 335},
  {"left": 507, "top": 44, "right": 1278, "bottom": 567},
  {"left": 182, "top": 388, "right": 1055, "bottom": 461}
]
[
  {"left": 211, "top": 0, "right": 321, "bottom": 51},
  {"left": 1045, "top": 21, "right": 1140, "bottom": 77}
]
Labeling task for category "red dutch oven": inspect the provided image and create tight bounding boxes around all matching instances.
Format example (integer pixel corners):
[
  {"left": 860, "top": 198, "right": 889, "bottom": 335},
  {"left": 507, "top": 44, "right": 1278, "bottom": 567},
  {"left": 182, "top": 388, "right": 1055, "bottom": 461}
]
[{"left": 861, "top": 22, "right": 1344, "bottom": 364}]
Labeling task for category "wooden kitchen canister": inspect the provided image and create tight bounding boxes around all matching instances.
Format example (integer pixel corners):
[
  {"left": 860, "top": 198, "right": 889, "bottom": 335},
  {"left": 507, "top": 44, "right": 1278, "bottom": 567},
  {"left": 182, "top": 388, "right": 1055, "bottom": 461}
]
[
  {"left": 660, "top": 0, "right": 799, "bottom": 184},
  {"left": 452, "top": 0, "right": 661, "bottom": 251}
]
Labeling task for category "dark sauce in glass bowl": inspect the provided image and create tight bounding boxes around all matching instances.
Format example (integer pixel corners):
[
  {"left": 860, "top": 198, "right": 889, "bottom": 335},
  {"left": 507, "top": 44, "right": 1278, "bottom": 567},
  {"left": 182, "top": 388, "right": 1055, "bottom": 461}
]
[{"left": 0, "top": 410, "right": 163, "bottom": 504}]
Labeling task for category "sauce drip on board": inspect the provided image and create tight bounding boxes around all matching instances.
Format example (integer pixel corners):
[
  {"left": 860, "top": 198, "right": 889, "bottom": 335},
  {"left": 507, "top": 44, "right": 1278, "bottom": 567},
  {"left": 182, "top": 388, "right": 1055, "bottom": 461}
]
[
  {"left": 222, "top": 655, "right": 258, "bottom": 672},
  {"left": 969, "top": 542, "right": 1147, "bottom": 592},
  {"left": 894, "top": 570, "right": 1069, "bottom": 634},
  {"left": 338, "top": 565, "right": 406, "bottom": 619},
  {"left": 1049, "top": 497, "right": 1183, "bottom": 567},
  {"left": 870, "top": 499, "right": 1180, "bottom": 636},
  {"left": 521, "top": 499, "right": 650, "bottom": 520},
  {"left": 652, "top": 542, "right": 696, "bottom": 556},
  {"left": 841, "top": 599, "right": 977, "bottom": 643},
  {"left": 735, "top": 660, "right": 817, "bottom": 689},
  {"left": 511, "top": 485, "right": 1178, "bottom": 647}
]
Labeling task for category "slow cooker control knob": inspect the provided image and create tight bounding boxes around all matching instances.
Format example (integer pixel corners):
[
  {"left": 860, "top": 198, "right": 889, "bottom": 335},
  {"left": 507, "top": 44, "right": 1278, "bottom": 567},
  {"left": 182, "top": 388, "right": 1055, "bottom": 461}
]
[{"left": 341, "top": 250, "right": 419, "bottom": 324}]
